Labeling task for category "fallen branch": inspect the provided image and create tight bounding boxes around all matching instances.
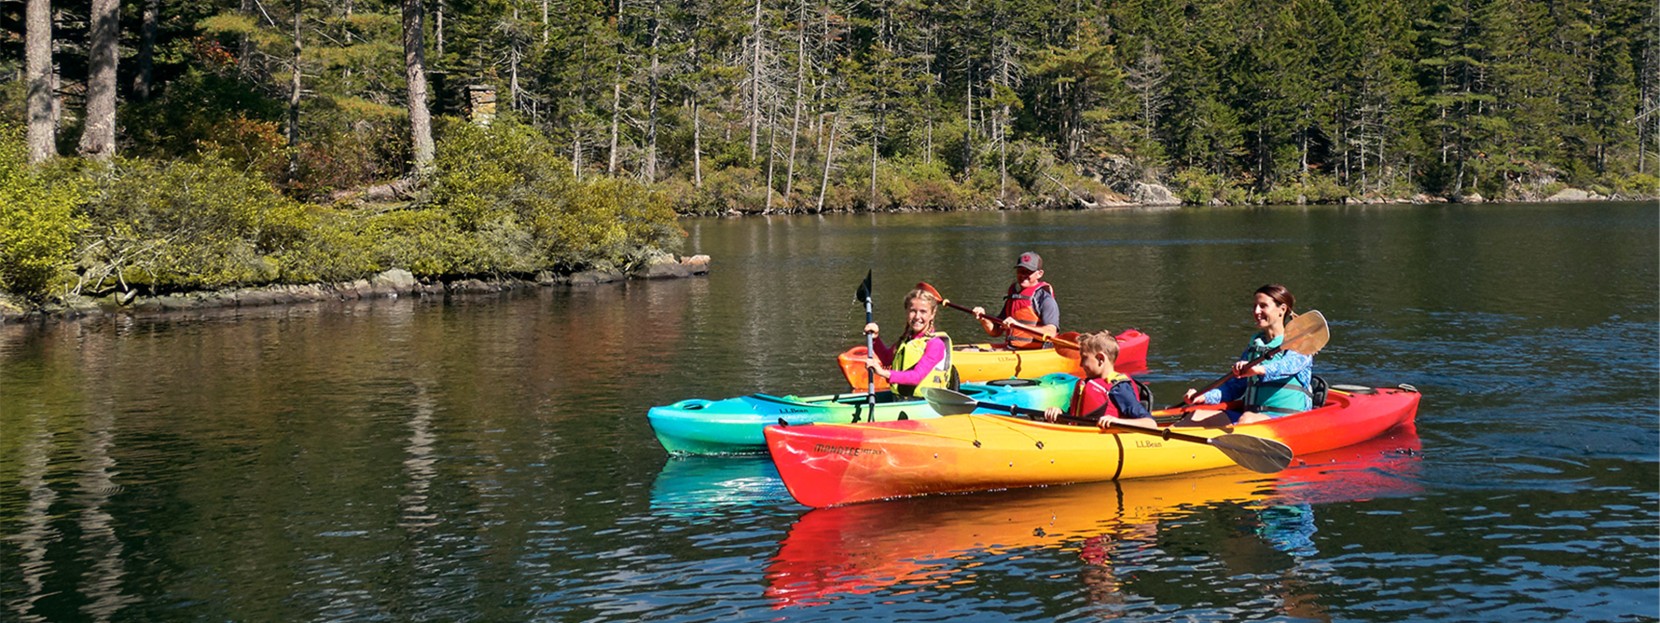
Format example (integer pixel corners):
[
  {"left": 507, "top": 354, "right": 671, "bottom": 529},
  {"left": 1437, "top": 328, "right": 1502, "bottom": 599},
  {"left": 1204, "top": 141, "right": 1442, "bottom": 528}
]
[{"left": 1043, "top": 172, "right": 1098, "bottom": 209}]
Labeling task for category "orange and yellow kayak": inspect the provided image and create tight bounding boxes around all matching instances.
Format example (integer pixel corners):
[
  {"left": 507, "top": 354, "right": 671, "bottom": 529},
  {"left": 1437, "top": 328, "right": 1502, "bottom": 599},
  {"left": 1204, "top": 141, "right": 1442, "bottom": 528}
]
[
  {"left": 836, "top": 328, "right": 1149, "bottom": 391},
  {"left": 765, "top": 425, "right": 1423, "bottom": 606},
  {"left": 764, "top": 384, "right": 1420, "bottom": 508}
]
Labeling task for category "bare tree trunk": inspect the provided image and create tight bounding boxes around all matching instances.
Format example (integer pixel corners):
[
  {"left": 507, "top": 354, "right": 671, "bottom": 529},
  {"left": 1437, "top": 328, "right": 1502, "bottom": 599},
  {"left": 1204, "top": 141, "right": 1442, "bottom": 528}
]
[
  {"left": 961, "top": 68, "right": 973, "bottom": 179},
  {"left": 747, "top": 0, "right": 763, "bottom": 163},
  {"left": 608, "top": 80, "right": 622, "bottom": 175},
  {"left": 133, "top": 0, "right": 158, "bottom": 101},
  {"left": 573, "top": 135, "right": 582, "bottom": 178},
  {"left": 609, "top": 0, "right": 624, "bottom": 175},
  {"left": 817, "top": 112, "right": 839, "bottom": 212},
  {"left": 869, "top": 124, "right": 878, "bottom": 210},
  {"left": 692, "top": 98, "right": 703, "bottom": 188},
  {"left": 403, "top": 0, "right": 434, "bottom": 173},
  {"left": 747, "top": 0, "right": 763, "bottom": 162},
  {"left": 435, "top": 0, "right": 444, "bottom": 57},
  {"left": 924, "top": 73, "right": 933, "bottom": 165},
  {"left": 341, "top": 0, "right": 354, "bottom": 82},
  {"left": 1300, "top": 130, "right": 1309, "bottom": 178},
  {"left": 784, "top": 0, "right": 806, "bottom": 203},
  {"left": 765, "top": 100, "right": 778, "bottom": 211},
  {"left": 509, "top": 8, "right": 521, "bottom": 110},
  {"left": 238, "top": 0, "right": 257, "bottom": 77},
  {"left": 77, "top": 0, "right": 119, "bottom": 160},
  {"left": 25, "top": 0, "right": 55, "bottom": 164},
  {"left": 645, "top": 2, "right": 662, "bottom": 181},
  {"left": 542, "top": 0, "right": 549, "bottom": 43},
  {"left": 510, "top": 47, "right": 521, "bottom": 110},
  {"left": 998, "top": 51, "right": 1010, "bottom": 201},
  {"left": 288, "top": 0, "right": 303, "bottom": 179}
]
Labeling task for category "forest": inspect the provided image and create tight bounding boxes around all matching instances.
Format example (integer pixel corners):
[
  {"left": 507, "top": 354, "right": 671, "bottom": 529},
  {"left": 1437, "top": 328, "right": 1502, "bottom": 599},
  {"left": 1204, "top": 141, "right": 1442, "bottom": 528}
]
[{"left": 0, "top": 0, "right": 1656, "bottom": 303}]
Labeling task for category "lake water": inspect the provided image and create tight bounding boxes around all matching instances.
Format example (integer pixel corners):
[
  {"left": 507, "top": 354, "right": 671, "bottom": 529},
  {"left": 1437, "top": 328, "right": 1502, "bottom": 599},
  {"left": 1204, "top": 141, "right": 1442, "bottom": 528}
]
[{"left": 2, "top": 202, "right": 1656, "bottom": 622}]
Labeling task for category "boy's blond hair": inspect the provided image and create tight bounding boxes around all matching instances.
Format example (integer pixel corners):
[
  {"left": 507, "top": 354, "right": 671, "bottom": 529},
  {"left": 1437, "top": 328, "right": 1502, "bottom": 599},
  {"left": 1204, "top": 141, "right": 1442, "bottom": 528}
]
[{"left": 1077, "top": 330, "right": 1119, "bottom": 361}]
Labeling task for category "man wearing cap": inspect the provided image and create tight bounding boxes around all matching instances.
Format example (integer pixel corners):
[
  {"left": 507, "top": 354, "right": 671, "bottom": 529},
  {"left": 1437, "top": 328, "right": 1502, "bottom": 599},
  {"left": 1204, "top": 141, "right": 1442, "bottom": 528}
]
[{"left": 971, "top": 251, "right": 1060, "bottom": 350}]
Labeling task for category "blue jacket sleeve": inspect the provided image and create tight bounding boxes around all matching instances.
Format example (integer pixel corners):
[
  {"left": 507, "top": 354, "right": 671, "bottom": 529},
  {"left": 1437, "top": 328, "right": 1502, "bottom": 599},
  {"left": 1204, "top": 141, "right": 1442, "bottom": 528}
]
[
  {"left": 1259, "top": 350, "right": 1312, "bottom": 380},
  {"left": 1199, "top": 376, "right": 1247, "bottom": 405},
  {"left": 1199, "top": 345, "right": 1312, "bottom": 404},
  {"left": 1108, "top": 382, "right": 1153, "bottom": 419}
]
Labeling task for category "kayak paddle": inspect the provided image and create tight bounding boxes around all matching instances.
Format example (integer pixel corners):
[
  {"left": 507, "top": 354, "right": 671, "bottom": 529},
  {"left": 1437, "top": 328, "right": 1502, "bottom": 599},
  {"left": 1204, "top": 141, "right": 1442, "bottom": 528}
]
[
  {"left": 914, "top": 281, "right": 1079, "bottom": 359},
  {"left": 924, "top": 387, "right": 1294, "bottom": 474},
  {"left": 1181, "top": 310, "right": 1330, "bottom": 406},
  {"left": 855, "top": 270, "right": 875, "bottom": 422}
]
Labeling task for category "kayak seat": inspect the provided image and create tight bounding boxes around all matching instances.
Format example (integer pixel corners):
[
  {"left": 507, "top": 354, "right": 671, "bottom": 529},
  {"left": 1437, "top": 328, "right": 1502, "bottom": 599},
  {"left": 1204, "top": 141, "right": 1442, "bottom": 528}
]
[
  {"left": 1310, "top": 375, "right": 1328, "bottom": 408},
  {"left": 985, "top": 378, "right": 1039, "bottom": 387},
  {"left": 1134, "top": 380, "right": 1155, "bottom": 412}
]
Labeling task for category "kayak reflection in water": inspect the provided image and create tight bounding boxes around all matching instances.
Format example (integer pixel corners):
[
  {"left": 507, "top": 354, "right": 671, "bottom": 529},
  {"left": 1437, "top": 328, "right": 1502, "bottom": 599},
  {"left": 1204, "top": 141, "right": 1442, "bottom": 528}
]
[
  {"left": 1070, "top": 500, "right": 1320, "bottom": 609},
  {"left": 765, "top": 425, "right": 1421, "bottom": 610}
]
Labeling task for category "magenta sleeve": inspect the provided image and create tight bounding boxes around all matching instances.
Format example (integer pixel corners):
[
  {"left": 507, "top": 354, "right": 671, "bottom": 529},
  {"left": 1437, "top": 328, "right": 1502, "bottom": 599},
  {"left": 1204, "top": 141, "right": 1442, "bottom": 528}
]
[{"left": 870, "top": 336, "right": 895, "bottom": 364}]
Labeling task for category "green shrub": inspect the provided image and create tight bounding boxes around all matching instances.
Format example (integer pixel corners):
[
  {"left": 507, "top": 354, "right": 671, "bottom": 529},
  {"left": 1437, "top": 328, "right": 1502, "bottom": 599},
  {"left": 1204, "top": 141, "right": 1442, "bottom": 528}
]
[
  {"left": 698, "top": 166, "right": 768, "bottom": 213},
  {"left": 549, "top": 176, "right": 681, "bottom": 270},
  {"left": 0, "top": 127, "right": 86, "bottom": 300},
  {"left": 1261, "top": 184, "right": 1302, "bottom": 205},
  {"left": 76, "top": 156, "right": 310, "bottom": 291},
  {"left": 357, "top": 208, "right": 468, "bottom": 277},
  {"left": 270, "top": 206, "right": 380, "bottom": 283},
  {"left": 430, "top": 117, "right": 576, "bottom": 228},
  {"left": 1614, "top": 172, "right": 1659, "bottom": 196},
  {"left": 423, "top": 117, "right": 682, "bottom": 273},
  {"left": 1172, "top": 168, "right": 1241, "bottom": 205}
]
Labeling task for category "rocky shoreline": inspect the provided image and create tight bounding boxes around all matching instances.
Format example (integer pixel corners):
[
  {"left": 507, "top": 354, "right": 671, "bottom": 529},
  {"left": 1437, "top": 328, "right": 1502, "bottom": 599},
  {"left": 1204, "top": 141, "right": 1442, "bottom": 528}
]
[
  {"left": 2, "top": 186, "right": 1647, "bottom": 322},
  {"left": 0, "top": 253, "right": 710, "bottom": 324}
]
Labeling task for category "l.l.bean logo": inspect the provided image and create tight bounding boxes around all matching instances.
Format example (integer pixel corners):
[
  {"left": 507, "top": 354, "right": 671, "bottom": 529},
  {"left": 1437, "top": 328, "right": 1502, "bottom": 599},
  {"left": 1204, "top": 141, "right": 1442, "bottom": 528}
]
[{"left": 814, "top": 444, "right": 885, "bottom": 457}]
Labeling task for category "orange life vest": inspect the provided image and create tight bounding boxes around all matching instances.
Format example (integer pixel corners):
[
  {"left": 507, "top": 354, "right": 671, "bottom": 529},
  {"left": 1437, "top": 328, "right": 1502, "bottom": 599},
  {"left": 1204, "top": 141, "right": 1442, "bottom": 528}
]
[{"left": 998, "top": 281, "right": 1055, "bottom": 349}]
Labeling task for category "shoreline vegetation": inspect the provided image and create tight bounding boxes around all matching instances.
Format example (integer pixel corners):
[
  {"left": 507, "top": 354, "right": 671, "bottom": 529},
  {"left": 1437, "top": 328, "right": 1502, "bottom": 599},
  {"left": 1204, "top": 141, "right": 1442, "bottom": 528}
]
[
  {"left": 0, "top": 256, "right": 711, "bottom": 324},
  {"left": 3, "top": 0, "right": 1656, "bottom": 320}
]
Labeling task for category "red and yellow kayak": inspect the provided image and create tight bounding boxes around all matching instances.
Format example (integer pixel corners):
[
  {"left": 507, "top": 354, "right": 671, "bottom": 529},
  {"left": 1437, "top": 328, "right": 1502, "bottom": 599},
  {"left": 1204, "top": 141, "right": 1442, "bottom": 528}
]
[
  {"left": 836, "top": 328, "right": 1150, "bottom": 391},
  {"left": 764, "top": 384, "right": 1420, "bottom": 508},
  {"left": 765, "top": 425, "right": 1423, "bottom": 606}
]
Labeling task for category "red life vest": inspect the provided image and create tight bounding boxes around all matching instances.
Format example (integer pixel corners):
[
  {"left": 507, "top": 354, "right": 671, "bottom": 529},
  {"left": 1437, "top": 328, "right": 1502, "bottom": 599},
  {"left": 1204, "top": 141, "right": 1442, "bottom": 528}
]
[
  {"left": 999, "top": 281, "right": 1055, "bottom": 349},
  {"left": 1069, "top": 373, "right": 1139, "bottom": 420}
]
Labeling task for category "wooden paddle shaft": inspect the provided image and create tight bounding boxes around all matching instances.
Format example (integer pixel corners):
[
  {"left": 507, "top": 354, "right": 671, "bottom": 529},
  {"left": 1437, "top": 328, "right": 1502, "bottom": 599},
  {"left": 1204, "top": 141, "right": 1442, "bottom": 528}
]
[
  {"left": 1188, "top": 346, "right": 1283, "bottom": 399},
  {"left": 989, "top": 399, "right": 1246, "bottom": 445},
  {"left": 941, "top": 300, "right": 1076, "bottom": 348},
  {"left": 1185, "top": 310, "right": 1328, "bottom": 404}
]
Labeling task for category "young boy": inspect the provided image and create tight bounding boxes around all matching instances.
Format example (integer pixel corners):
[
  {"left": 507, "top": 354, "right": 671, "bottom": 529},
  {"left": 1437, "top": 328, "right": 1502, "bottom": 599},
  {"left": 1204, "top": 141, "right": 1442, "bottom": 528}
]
[
  {"left": 972, "top": 251, "right": 1060, "bottom": 350},
  {"left": 1044, "top": 331, "right": 1153, "bottom": 427}
]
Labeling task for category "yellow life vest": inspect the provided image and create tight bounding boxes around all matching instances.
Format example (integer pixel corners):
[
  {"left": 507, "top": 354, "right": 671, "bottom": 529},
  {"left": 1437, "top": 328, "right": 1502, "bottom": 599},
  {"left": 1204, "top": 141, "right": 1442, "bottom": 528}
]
[{"left": 891, "top": 331, "right": 954, "bottom": 397}]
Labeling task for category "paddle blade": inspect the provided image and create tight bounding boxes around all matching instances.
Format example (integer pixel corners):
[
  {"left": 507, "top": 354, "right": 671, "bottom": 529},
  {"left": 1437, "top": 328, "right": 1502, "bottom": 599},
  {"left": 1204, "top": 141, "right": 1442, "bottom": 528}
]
[
  {"left": 1281, "top": 310, "right": 1330, "bottom": 357},
  {"left": 914, "top": 281, "right": 945, "bottom": 302},
  {"left": 1209, "top": 434, "right": 1294, "bottom": 473},
  {"left": 923, "top": 387, "right": 979, "bottom": 415},
  {"left": 855, "top": 270, "right": 873, "bottom": 304},
  {"left": 1052, "top": 331, "right": 1081, "bottom": 359}
]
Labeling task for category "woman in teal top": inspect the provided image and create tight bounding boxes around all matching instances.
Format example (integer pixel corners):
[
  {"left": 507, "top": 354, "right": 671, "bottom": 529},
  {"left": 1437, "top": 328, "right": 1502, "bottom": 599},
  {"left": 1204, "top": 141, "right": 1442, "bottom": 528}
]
[{"left": 1179, "top": 284, "right": 1314, "bottom": 427}]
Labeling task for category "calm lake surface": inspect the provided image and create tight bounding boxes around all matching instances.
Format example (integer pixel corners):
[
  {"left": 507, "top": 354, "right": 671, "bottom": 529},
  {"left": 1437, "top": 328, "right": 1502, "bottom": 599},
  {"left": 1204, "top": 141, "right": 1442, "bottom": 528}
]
[{"left": 2, "top": 202, "right": 1656, "bottom": 622}]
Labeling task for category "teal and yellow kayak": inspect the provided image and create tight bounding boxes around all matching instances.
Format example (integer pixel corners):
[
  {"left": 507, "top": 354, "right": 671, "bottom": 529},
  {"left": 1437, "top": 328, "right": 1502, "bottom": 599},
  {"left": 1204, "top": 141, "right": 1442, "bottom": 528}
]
[{"left": 650, "top": 373, "right": 1079, "bottom": 455}]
